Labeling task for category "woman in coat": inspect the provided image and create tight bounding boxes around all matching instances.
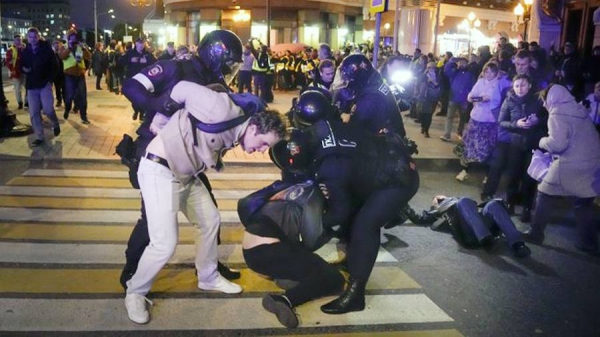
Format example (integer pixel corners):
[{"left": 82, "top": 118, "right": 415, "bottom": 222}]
[{"left": 524, "top": 84, "right": 600, "bottom": 255}]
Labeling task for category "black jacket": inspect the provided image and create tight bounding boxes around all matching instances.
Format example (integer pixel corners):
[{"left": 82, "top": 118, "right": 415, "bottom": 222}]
[
  {"left": 20, "top": 40, "right": 57, "bottom": 90},
  {"left": 498, "top": 90, "right": 548, "bottom": 150}
]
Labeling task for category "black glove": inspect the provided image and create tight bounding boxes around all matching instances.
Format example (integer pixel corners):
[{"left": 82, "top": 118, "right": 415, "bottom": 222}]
[
  {"left": 229, "top": 93, "right": 267, "bottom": 115},
  {"left": 150, "top": 90, "right": 183, "bottom": 117}
]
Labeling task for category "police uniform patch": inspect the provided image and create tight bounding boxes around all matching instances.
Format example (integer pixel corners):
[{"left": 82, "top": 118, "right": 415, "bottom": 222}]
[
  {"left": 378, "top": 83, "right": 390, "bottom": 95},
  {"left": 147, "top": 65, "right": 163, "bottom": 77}
]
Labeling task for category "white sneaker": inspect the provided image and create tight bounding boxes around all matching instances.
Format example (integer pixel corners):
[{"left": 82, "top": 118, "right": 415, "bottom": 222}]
[
  {"left": 198, "top": 275, "right": 243, "bottom": 294},
  {"left": 456, "top": 169, "right": 469, "bottom": 182},
  {"left": 125, "top": 293, "right": 152, "bottom": 324}
]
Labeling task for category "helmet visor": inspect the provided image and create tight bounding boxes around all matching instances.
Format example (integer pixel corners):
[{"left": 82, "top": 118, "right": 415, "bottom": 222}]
[{"left": 222, "top": 60, "right": 242, "bottom": 86}]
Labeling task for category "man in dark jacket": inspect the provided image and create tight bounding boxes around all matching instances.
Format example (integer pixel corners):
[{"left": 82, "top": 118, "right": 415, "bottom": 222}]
[
  {"left": 119, "top": 37, "right": 157, "bottom": 120},
  {"left": 20, "top": 27, "right": 60, "bottom": 146},
  {"left": 157, "top": 42, "right": 175, "bottom": 60}
]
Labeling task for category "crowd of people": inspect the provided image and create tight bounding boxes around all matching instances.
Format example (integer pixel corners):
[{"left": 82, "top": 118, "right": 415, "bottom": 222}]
[{"left": 2, "top": 25, "right": 599, "bottom": 329}]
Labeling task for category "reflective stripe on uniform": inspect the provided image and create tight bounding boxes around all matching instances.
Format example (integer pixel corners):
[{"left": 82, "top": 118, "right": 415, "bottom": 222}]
[{"left": 133, "top": 73, "right": 155, "bottom": 93}]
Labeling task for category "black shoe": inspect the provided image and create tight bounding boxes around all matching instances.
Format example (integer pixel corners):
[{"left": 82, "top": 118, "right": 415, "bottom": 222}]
[
  {"left": 53, "top": 125, "right": 61, "bottom": 136},
  {"left": 31, "top": 139, "right": 44, "bottom": 147},
  {"left": 56, "top": 101, "right": 62, "bottom": 108},
  {"left": 520, "top": 208, "right": 532, "bottom": 223},
  {"left": 262, "top": 294, "right": 298, "bottom": 328},
  {"left": 63, "top": 110, "right": 70, "bottom": 120},
  {"left": 96, "top": 87, "right": 103, "bottom": 90},
  {"left": 511, "top": 242, "right": 531, "bottom": 258},
  {"left": 218, "top": 261, "right": 241, "bottom": 280},
  {"left": 321, "top": 279, "right": 366, "bottom": 315},
  {"left": 424, "top": 132, "right": 430, "bottom": 138},
  {"left": 24, "top": 102, "right": 29, "bottom": 108},
  {"left": 81, "top": 119, "right": 90, "bottom": 125},
  {"left": 18, "top": 102, "right": 23, "bottom": 110},
  {"left": 481, "top": 194, "right": 493, "bottom": 202},
  {"left": 435, "top": 112, "right": 446, "bottom": 116},
  {"left": 523, "top": 229, "right": 545, "bottom": 245}
]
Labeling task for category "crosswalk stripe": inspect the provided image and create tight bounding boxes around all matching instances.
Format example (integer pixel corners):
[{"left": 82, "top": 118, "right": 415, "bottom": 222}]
[
  {"left": 0, "top": 266, "right": 419, "bottom": 294},
  {"left": 0, "top": 186, "right": 249, "bottom": 199},
  {"left": 6, "top": 176, "right": 271, "bottom": 190},
  {"left": 0, "top": 207, "right": 241, "bottom": 223},
  {"left": 0, "top": 241, "right": 398, "bottom": 264},
  {"left": 0, "top": 223, "right": 245, "bottom": 243},
  {"left": 0, "top": 167, "right": 458, "bottom": 334},
  {"left": 0, "top": 195, "right": 238, "bottom": 211},
  {"left": 0, "top": 295, "right": 453, "bottom": 331},
  {"left": 22, "top": 169, "right": 282, "bottom": 181}
]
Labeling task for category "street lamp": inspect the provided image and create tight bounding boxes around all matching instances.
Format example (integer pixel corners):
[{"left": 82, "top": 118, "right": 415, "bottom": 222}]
[
  {"left": 466, "top": 12, "right": 481, "bottom": 55},
  {"left": 94, "top": 0, "right": 115, "bottom": 45},
  {"left": 130, "top": 0, "right": 153, "bottom": 39},
  {"left": 514, "top": 0, "right": 533, "bottom": 41}
]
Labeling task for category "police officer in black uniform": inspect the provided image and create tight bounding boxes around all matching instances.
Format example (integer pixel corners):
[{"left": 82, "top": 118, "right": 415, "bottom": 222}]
[
  {"left": 334, "top": 54, "right": 406, "bottom": 137},
  {"left": 119, "top": 30, "right": 244, "bottom": 288},
  {"left": 281, "top": 89, "right": 420, "bottom": 315}
]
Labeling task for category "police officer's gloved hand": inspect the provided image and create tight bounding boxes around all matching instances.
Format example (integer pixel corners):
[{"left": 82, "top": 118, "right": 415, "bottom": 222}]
[
  {"left": 149, "top": 90, "right": 183, "bottom": 117},
  {"left": 229, "top": 93, "right": 267, "bottom": 115}
]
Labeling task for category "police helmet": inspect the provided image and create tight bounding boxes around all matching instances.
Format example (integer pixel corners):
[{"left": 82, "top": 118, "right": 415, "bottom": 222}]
[
  {"left": 292, "top": 89, "right": 333, "bottom": 127},
  {"left": 339, "top": 54, "right": 374, "bottom": 85},
  {"left": 198, "top": 30, "right": 244, "bottom": 79},
  {"left": 269, "top": 130, "right": 313, "bottom": 173}
]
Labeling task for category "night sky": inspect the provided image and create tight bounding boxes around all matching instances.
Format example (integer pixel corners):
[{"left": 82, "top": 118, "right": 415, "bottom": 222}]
[{"left": 70, "top": 0, "right": 155, "bottom": 31}]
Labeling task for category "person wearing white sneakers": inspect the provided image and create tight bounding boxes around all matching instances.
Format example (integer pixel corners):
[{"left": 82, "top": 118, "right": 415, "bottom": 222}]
[{"left": 124, "top": 81, "right": 286, "bottom": 324}]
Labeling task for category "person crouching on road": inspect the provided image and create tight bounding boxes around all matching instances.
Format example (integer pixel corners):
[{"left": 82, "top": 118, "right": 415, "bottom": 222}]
[{"left": 124, "top": 81, "right": 286, "bottom": 324}]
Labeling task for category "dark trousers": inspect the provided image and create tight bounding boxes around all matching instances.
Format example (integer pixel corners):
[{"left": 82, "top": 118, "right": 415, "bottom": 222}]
[
  {"left": 531, "top": 192, "right": 597, "bottom": 250},
  {"left": 347, "top": 171, "right": 419, "bottom": 281},
  {"left": 418, "top": 100, "right": 436, "bottom": 133},
  {"left": 265, "top": 73, "right": 274, "bottom": 103},
  {"left": 54, "top": 76, "right": 64, "bottom": 105},
  {"left": 439, "top": 87, "right": 450, "bottom": 115},
  {"left": 64, "top": 74, "right": 88, "bottom": 120},
  {"left": 95, "top": 73, "right": 103, "bottom": 89},
  {"left": 253, "top": 73, "right": 268, "bottom": 102},
  {"left": 482, "top": 142, "right": 509, "bottom": 197},
  {"left": 243, "top": 241, "right": 344, "bottom": 306},
  {"left": 481, "top": 199, "right": 523, "bottom": 246},
  {"left": 237, "top": 71, "right": 252, "bottom": 93},
  {"left": 505, "top": 145, "right": 537, "bottom": 209}
]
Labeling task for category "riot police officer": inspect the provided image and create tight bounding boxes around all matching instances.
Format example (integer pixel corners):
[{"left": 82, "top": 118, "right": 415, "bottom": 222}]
[
  {"left": 119, "top": 30, "right": 244, "bottom": 288},
  {"left": 334, "top": 54, "right": 407, "bottom": 137},
  {"left": 280, "top": 89, "right": 420, "bottom": 314}
]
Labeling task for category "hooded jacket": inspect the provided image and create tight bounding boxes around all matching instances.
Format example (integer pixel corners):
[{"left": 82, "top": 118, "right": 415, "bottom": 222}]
[{"left": 538, "top": 85, "right": 600, "bottom": 197}]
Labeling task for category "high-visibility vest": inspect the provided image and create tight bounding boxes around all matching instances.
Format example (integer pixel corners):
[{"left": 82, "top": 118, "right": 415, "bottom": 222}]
[
  {"left": 252, "top": 52, "right": 268, "bottom": 72},
  {"left": 63, "top": 45, "right": 86, "bottom": 71}
]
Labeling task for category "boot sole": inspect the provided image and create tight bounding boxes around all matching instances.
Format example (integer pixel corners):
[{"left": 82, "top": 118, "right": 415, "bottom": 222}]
[{"left": 262, "top": 295, "right": 298, "bottom": 328}]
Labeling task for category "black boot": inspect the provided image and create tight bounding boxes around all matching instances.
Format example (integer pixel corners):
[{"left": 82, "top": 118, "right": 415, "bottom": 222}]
[
  {"left": 218, "top": 261, "right": 241, "bottom": 280},
  {"left": 262, "top": 294, "right": 298, "bottom": 328},
  {"left": 321, "top": 279, "right": 366, "bottom": 314}
]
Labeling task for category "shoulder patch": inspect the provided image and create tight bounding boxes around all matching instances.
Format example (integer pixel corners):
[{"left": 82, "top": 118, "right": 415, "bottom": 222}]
[
  {"left": 378, "top": 83, "right": 390, "bottom": 95},
  {"left": 147, "top": 65, "right": 163, "bottom": 77}
]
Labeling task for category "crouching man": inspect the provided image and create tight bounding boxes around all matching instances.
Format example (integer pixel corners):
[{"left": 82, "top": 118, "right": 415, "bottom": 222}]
[{"left": 125, "top": 81, "right": 286, "bottom": 324}]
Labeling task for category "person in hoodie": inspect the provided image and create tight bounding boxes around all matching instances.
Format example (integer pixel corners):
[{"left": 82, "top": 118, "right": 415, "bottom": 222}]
[
  {"left": 523, "top": 84, "right": 600, "bottom": 256},
  {"left": 482, "top": 74, "right": 547, "bottom": 222},
  {"left": 455, "top": 62, "right": 503, "bottom": 182}
]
